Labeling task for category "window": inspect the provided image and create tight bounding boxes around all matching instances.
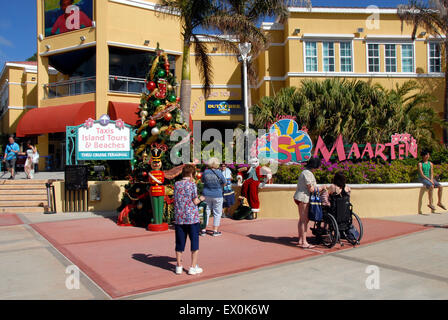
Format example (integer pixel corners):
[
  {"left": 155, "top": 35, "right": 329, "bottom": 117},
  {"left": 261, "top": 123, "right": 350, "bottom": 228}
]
[
  {"left": 323, "top": 42, "right": 335, "bottom": 72},
  {"left": 429, "top": 42, "right": 441, "bottom": 73},
  {"left": 368, "top": 44, "right": 380, "bottom": 72},
  {"left": 385, "top": 44, "right": 397, "bottom": 72},
  {"left": 305, "top": 42, "right": 318, "bottom": 72},
  {"left": 340, "top": 42, "right": 353, "bottom": 72},
  {"left": 401, "top": 44, "right": 414, "bottom": 72}
]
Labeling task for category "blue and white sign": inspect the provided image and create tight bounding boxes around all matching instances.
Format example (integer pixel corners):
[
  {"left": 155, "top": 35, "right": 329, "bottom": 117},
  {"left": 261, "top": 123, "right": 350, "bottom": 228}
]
[{"left": 206, "top": 100, "right": 243, "bottom": 115}]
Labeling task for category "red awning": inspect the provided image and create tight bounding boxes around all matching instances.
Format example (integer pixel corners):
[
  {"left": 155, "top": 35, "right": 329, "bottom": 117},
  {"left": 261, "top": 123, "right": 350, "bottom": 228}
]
[
  {"left": 16, "top": 101, "right": 95, "bottom": 137},
  {"left": 108, "top": 101, "right": 140, "bottom": 126}
]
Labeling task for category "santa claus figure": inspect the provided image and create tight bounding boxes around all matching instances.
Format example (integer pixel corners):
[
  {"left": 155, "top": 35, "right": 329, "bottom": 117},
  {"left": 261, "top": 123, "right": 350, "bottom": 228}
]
[{"left": 238, "top": 158, "right": 271, "bottom": 217}]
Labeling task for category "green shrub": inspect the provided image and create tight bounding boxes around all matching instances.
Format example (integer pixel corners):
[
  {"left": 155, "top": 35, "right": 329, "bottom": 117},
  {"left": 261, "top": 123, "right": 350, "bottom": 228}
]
[{"left": 272, "top": 159, "right": 438, "bottom": 184}]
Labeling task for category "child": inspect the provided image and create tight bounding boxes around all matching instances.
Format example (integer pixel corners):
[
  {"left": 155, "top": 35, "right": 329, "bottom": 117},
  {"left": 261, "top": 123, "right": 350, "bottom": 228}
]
[
  {"left": 418, "top": 149, "right": 446, "bottom": 212},
  {"left": 173, "top": 164, "right": 205, "bottom": 275}
]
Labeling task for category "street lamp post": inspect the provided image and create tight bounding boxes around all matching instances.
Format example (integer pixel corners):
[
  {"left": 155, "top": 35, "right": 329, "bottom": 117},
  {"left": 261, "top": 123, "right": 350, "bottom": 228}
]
[{"left": 238, "top": 42, "right": 252, "bottom": 162}]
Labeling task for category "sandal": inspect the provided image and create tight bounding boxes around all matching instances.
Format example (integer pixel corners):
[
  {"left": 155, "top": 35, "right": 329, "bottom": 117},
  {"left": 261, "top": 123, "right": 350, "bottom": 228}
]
[
  {"left": 428, "top": 204, "right": 436, "bottom": 212},
  {"left": 298, "top": 244, "right": 315, "bottom": 249},
  {"left": 437, "top": 204, "right": 447, "bottom": 210}
]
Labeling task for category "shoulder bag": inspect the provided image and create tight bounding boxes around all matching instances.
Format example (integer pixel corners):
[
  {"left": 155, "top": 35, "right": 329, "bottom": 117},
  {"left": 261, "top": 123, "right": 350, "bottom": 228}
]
[{"left": 309, "top": 188, "right": 323, "bottom": 222}]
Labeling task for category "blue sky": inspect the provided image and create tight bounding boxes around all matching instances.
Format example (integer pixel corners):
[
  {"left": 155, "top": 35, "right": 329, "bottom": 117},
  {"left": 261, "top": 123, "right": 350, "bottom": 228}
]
[{"left": 0, "top": 0, "right": 408, "bottom": 67}]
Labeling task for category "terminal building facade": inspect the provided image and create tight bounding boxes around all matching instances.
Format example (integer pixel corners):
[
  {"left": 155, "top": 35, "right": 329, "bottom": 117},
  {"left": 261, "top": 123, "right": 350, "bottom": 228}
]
[{"left": 0, "top": 1, "right": 445, "bottom": 170}]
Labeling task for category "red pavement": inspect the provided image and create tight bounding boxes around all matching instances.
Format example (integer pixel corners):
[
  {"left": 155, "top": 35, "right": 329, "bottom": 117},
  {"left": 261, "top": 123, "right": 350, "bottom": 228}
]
[
  {"left": 0, "top": 214, "right": 23, "bottom": 227},
  {"left": 31, "top": 217, "right": 427, "bottom": 298}
]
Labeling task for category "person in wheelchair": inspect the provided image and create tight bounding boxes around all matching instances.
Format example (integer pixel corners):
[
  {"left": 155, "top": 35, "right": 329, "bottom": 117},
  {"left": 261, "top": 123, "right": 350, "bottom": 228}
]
[{"left": 328, "top": 172, "right": 358, "bottom": 238}]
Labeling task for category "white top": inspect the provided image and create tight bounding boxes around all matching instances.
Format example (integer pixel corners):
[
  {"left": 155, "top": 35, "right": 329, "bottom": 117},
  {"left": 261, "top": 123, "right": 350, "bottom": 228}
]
[
  {"left": 293, "top": 169, "right": 317, "bottom": 203},
  {"left": 222, "top": 168, "right": 232, "bottom": 180}
]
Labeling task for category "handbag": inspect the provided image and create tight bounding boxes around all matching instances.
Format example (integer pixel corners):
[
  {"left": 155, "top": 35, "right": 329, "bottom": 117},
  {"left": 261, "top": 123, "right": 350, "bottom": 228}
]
[
  {"left": 309, "top": 188, "right": 323, "bottom": 222},
  {"left": 32, "top": 151, "right": 40, "bottom": 164}
]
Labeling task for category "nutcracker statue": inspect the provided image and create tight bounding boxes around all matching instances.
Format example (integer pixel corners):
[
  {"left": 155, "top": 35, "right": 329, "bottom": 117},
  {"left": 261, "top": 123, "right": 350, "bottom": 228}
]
[{"left": 148, "top": 143, "right": 169, "bottom": 231}]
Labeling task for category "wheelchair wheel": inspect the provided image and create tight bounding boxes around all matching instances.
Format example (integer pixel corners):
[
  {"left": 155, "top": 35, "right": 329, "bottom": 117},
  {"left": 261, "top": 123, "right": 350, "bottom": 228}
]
[
  {"left": 346, "top": 212, "right": 363, "bottom": 245},
  {"left": 318, "top": 214, "right": 339, "bottom": 248}
]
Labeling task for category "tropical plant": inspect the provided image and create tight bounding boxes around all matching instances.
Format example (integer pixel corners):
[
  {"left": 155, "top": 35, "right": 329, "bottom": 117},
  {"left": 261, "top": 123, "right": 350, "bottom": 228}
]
[
  {"left": 398, "top": 0, "right": 448, "bottom": 143},
  {"left": 159, "top": 0, "right": 222, "bottom": 127},
  {"left": 251, "top": 78, "right": 445, "bottom": 148}
]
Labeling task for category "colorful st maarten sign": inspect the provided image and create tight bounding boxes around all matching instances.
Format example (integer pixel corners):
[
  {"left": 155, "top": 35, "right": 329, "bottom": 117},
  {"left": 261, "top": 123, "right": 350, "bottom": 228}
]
[
  {"left": 66, "top": 115, "right": 135, "bottom": 165},
  {"left": 252, "top": 118, "right": 418, "bottom": 163},
  {"left": 252, "top": 119, "right": 313, "bottom": 163}
]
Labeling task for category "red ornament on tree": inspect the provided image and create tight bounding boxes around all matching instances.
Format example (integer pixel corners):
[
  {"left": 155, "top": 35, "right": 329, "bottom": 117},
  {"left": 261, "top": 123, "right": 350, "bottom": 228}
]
[
  {"left": 176, "top": 97, "right": 181, "bottom": 103},
  {"left": 146, "top": 81, "right": 156, "bottom": 92},
  {"left": 164, "top": 113, "right": 172, "bottom": 121},
  {"left": 196, "top": 172, "right": 202, "bottom": 179},
  {"left": 149, "top": 119, "right": 157, "bottom": 127}
]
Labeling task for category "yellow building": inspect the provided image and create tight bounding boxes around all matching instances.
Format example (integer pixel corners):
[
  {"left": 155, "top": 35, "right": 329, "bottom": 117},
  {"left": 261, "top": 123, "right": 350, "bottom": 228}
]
[
  {"left": 0, "top": 61, "right": 58, "bottom": 135},
  {"left": 254, "top": 7, "right": 445, "bottom": 132},
  {"left": 1, "top": 3, "right": 445, "bottom": 170}
]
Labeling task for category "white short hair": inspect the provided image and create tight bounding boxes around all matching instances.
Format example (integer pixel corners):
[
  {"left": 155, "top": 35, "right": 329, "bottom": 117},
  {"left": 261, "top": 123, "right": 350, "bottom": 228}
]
[{"left": 207, "top": 157, "right": 221, "bottom": 169}]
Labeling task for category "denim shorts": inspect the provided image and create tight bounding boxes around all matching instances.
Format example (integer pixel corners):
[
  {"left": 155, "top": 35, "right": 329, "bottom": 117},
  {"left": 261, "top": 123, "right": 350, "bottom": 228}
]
[
  {"left": 175, "top": 223, "right": 200, "bottom": 252},
  {"left": 421, "top": 178, "right": 441, "bottom": 189}
]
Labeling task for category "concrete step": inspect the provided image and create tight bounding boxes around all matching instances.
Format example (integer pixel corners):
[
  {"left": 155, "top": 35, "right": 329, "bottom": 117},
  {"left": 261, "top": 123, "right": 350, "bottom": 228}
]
[
  {"left": 0, "top": 189, "right": 47, "bottom": 195},
  {"left": 0, "top": 179, "right": 49, "bottom": 185},
  {"left": 0, "top": 207, "right": 46, "bottom": 214},
  {"left": 0, "top": 195, "right": 48, "bottom": 201},
  {"left": 0, "top": 185, "right": 47, "bottom": 190},
  {"left": 0, "top": 200, "right": 47, "bottom": 207}
]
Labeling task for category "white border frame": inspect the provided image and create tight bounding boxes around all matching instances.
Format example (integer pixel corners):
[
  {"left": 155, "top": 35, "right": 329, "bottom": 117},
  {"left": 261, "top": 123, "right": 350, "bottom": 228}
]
[
  {"left": 400, "top": 43, "right": 415, "bottom": 73},
  {"left": 303, "top": 41, "right": 319, "bottom": 73},
  {"left": 384, "top": 43, "right": 397, "bottom": 73},
  {"left": 366, "top": 43, "right": 381, "bottom": 73},
  {"left": 427, "top": 41, "right": 443, "bottom": 73},
  {"left": 322, "top": 41, "right": 336, "bottom": 73},
  {"left": 339, "top": 41, "right": 354, "bottom": 73}
]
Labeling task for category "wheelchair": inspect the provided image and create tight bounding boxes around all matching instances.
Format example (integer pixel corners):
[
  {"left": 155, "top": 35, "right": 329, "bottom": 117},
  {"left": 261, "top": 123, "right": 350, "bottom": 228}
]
[{"left": 310, "top": 193, "right": 363, "bottom": 248}]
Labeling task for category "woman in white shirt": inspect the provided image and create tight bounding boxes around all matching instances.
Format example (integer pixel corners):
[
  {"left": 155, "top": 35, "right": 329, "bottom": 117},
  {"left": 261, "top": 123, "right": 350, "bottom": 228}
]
[
  {"left": 23, "top": 141, "right": 37, "bottom": 179},
  {"left": 293, "top": 157, "right": 321, "bottom": 249}
]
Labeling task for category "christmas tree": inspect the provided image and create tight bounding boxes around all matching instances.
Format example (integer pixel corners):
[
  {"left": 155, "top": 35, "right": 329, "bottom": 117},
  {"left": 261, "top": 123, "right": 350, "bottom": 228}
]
[{"left": 117, "top": 44, "right": 191, "bottom": 230}]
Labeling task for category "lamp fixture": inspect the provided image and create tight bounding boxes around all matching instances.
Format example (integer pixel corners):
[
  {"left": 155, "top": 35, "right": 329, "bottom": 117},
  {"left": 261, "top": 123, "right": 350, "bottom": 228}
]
[
  {"left": 420, "top": 31, "right": 427, "bottom": 36},
  {"left": 144, "top": 40, "right": 150, "bottom": 46},
  {"left": 92, "top": 21, "right": 96, "bottom": 28},
  {"left": 357, "top": 27, "right": 364, "bottom": 33},
  {"left": 38, "top": 34, "right": 44, "bottom": 41},
  {"left": 80, "top": 36, "right": 86, "bottom": 41},
  {"left": 293, "top": 28, "right": 301, "bottom": 35},
  {"left": 212, "top": 47, "right": 218, "bottom": 52},
  {"left": 45, "top": 44, "right": 51, "bottom": 51}
]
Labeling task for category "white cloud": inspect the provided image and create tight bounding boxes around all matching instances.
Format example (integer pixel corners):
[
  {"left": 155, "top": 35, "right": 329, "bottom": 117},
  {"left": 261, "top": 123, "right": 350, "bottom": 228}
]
[{"left": 0, "top": 35, "right": 13, "bottom": 48}]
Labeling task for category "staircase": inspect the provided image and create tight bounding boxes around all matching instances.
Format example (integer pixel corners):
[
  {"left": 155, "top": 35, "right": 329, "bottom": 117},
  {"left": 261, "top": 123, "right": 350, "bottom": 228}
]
[{"left": 0, "top": 179, "right": 49, "bottom": 213}]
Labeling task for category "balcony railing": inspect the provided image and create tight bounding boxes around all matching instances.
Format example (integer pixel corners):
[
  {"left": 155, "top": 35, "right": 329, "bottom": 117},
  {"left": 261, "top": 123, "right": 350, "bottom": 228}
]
[
  {"left": 44, "top": 77, "right": 96, "bottom": 99},
  {"left": 109, "top": 75, "right": 146, "bottom": 94}
]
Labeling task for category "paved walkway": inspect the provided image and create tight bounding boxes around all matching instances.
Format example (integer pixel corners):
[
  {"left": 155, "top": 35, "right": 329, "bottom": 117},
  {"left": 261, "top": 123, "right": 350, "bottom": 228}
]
[
  {"left": 1, "top": 210, "right": 447, "bottom": 300},
  {"left": 0, "top": 171, "right": 64, "bottom": 180}
]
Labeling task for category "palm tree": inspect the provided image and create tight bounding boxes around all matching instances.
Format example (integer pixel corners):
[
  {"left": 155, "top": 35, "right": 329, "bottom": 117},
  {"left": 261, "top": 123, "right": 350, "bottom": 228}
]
[
  {"left": 159, "top": 0, "right": 221, "bottom": 127},
  {"left": 251, "top": 78, "right": 444, "bottom": 147},
  {"left": 398, "top": 0, "right": 448, "bottom": 143},
  {"left": 206, "top": 1, "right": 308, "bottom": 124}
]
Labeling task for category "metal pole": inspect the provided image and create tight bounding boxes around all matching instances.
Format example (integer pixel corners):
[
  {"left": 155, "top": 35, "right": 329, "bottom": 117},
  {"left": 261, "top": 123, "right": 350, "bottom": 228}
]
[{"left": 243, "top": 58, "right": 249, "bottom": 162}]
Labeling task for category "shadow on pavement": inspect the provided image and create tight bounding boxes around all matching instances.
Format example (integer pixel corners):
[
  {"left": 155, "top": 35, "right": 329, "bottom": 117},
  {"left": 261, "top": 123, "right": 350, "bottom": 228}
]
[
  {"left": 248, "top": 234, "right": 321, "bottom": 247},
  {"left": 132, "top": 253, "right": 177, "bottom": 272}
]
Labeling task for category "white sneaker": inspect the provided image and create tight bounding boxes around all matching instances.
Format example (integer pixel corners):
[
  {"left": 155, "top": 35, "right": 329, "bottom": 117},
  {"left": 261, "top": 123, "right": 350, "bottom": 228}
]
[
  {"left": 188, "top": 265, "right": 203, "bottom": 275},
  {"left": 175, "top": 266, "right": 183, "bottom": 275}
]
